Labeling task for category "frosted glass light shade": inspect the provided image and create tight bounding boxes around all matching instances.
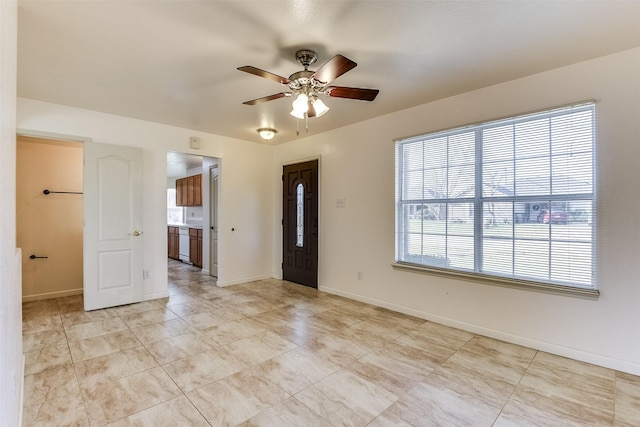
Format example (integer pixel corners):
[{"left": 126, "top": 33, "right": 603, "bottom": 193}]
[
  {"left": 311, "top": 98, "right": 329, "bottom": 117},
  {"left": 257, "top": 128, "right": 277, "bottom": 141},
  {"left": 292, "top": 93, "right": 309, "bottom": 114}
]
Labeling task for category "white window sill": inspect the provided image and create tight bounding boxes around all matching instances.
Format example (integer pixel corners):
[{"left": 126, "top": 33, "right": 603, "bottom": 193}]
[{"left": 391, "top": 262, "right": 599, "bottom": 300}]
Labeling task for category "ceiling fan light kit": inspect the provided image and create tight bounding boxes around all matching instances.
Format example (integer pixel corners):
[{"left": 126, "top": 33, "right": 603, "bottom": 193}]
[
  {"left": 311, "top": 97, "right": 329, "bottom": 117},
  {"left": 239, "top": 49, "right": 379, "bottom": 135},
  {"left": 291, "top": 93, "right": 309, "bottom": 115},
  {"left": 290, "top": 108, "right": 306, "bottom": 120}
]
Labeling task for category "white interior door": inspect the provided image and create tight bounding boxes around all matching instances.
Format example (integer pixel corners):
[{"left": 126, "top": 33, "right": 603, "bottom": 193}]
[
  {"left": 210, "top": 166, "right": 218, "bottom": 278},
  {"left": 83, "top": 141, "right": 143, "bottom": 310}
]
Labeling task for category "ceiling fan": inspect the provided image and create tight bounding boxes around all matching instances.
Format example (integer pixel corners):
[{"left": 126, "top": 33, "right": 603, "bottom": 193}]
[{"left": 238, "top": 49, "right": 379, "bottom": 121}]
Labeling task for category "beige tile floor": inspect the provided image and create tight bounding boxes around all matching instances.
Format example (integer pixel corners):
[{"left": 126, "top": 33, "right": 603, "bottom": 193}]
[{"left": 22, "top": 260, "right": 640, "bottom": 426}]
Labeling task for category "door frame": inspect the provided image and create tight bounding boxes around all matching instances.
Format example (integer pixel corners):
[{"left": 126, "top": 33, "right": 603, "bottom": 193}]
[
  {"left": 281, "top": 156, "right": 320, "bottom": 288},
  {"left": 209, "top": 164, "right": 219, "bottom": 278},
  {"left": 17, "top": 129, "right": 89, "bottom": 146}
]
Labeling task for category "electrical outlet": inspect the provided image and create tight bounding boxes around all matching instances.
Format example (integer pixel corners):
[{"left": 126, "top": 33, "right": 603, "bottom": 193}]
[
  {"left": 143, "top": 270, "right": 150, "bottom": 280},
  {"left": 357, "top": 271, "right": 363, "bottom": 280}
]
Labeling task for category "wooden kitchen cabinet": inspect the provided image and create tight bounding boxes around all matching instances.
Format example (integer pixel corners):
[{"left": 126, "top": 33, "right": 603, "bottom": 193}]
[
  {"left": 168, "top": 226, "right": 180, "bottom": 259},
  {"left": 175, "top": 178, "right": 188, "bottom": 206},
  {"left": 197, "top": 228, "right": 203, "bottom": 267},
  {"left": 186, "top": 175, "right": 201, "bottom": 206},
  {"left": 189, "top": 227, "right": 203, "bottom": 268},
  {"left": 193, "top": 175, "right": 202, "bottom": 206},
  {"left": 186, "top": 176, "right": 193, "bottom": 206},
  {"left": 176, "top": 174, "right": 202, "bottom": 207}
]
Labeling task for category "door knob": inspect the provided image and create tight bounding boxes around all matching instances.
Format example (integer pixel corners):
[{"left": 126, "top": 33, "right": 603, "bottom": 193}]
[{"left": 133, "top": 230, "right": 143, "bottom": 236}]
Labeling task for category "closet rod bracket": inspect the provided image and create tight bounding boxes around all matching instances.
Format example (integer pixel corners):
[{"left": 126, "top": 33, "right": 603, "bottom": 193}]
[{"left": 43, "top": 189, "right": 83, "bottom": 195}]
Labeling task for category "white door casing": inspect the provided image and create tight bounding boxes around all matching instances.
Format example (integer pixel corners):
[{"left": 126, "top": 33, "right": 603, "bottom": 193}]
[
  {"left": 83, "top": 141, "right": 143, "bottom": 310},
  {"left": 210, "top": 165, "right": 219, "bottom": 278}
]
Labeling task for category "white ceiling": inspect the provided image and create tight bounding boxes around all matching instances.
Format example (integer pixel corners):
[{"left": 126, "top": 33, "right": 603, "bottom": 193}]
[
  {"left": 17, "top": 1, "right": 640, "bottom": 145},
  {"left": 166, "top": 151, "right": 203, "bottom": 179}
]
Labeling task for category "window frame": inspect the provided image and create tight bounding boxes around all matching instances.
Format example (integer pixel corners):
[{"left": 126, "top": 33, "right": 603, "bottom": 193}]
[{"left": 394, "top": 102, "right": 598, "bottom": 298}]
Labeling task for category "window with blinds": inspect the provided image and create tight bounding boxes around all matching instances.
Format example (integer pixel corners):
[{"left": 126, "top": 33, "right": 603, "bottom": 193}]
[{"left": 395, "top": 102, "right": 596, "bottom": 290}]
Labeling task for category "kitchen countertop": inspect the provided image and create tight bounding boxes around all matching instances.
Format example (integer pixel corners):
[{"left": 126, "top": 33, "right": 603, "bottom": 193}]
[{"left": 168, "top": 223, "right": 203, "bottom": 229}]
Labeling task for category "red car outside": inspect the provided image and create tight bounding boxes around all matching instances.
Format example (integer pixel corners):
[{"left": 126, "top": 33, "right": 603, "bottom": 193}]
[{"left": 537, "top": 209, "right": 568, "bottom": 224}]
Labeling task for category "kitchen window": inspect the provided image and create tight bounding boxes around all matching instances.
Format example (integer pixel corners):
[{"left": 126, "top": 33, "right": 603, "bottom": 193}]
[
  {"left": 167, "top": 188, "right": 185, "bottom": 224},
  {"left": 394, "top": 102, "right": 597, "bottom": 296}
]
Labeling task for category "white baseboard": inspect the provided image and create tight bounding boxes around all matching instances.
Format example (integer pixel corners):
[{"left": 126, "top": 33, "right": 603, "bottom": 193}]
[
  {"left": 216, "top": 274, "right": 272, "bottom": 287},
  {"left": 319, "top": 285, "right": 640, "bottom": 376},
  {"left": 22, "top": 288, "right": 83, "bottom": 302}
]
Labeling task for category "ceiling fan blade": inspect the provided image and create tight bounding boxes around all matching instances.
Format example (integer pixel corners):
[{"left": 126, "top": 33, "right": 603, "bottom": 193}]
[
  {"left": 242, "top": 92, "right": 290, "bottom": 105},
  {"left": 325, "top": 86, "right": 379, "bottom": 101},
  {"left": 237, "top": 66, "right": 290, "bottom": 85},
  {"left": 311, "top": 55, "right": 357, "bottom": 85}
]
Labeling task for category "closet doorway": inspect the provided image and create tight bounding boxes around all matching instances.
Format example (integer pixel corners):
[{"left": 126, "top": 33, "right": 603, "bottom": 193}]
[{"left": 17, "top": 135, "right": 84, "bottom": 300}]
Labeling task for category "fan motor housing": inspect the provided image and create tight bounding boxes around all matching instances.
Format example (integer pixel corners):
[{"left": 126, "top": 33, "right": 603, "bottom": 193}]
[
  {"left": 288, "top": 70, "right": 315, "bottom": 91},
  {"left": 295, "top": 50, "right": 318, "bottom": 69}
]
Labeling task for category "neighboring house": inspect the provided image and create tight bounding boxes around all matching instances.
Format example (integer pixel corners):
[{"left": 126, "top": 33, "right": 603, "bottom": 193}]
[
  {"left": 407, "top": 175, "right": 592, "bottom": 225},
  {"left": 485, "top": 176, "right": 593, "bottom": 224}
]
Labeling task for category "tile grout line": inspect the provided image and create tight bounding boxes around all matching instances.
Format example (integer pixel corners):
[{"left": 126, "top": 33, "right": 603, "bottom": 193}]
[
  {"left": 490, "top": 349, "right": 539, "bottom": 426},
  {"left": 59, "top": 298, "right": 94, "bottom": 427}
]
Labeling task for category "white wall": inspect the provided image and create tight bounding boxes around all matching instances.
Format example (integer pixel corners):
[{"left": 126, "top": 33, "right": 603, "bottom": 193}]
[
  {"left": 273, "top": 47, "right": 640, "bottom": 375},
  {"left": 17, "top": 98, "right": 274, "bottom": 295},
  {"left": 0, "top": 2, "right": 23, "bottom": 426}
]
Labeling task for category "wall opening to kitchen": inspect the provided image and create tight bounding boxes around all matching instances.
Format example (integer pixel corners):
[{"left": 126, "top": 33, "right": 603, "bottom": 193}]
[{"left": 166, "top": 152, "right": 219, "bottom": 279}]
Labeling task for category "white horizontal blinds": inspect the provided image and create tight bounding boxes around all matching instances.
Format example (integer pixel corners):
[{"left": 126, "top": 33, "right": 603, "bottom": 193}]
[
  {"left": 480, "top": 104, "right": 594, "bottom": 286},
  {"left": 396, "top": 130, "right": 476, "bottom": 269},
  {"left": 445, "top": 132, "right": 475, "bottom": 270},
  {"left": 396, "top": 102, "right": 595, "bottom": 289}
]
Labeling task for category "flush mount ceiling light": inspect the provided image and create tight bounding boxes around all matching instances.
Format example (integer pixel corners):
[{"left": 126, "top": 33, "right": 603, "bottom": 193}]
[
  {"left": 239, "top": 49, "right": 379, "bottom": 135},
  {"left": 257, "top": 128, "right": 277, "bottom": 141}
]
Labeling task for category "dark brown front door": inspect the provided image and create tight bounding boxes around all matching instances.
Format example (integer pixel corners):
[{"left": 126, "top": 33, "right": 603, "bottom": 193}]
[{"left": 283, "top": 160, "right": 318, "bottom": 288}]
